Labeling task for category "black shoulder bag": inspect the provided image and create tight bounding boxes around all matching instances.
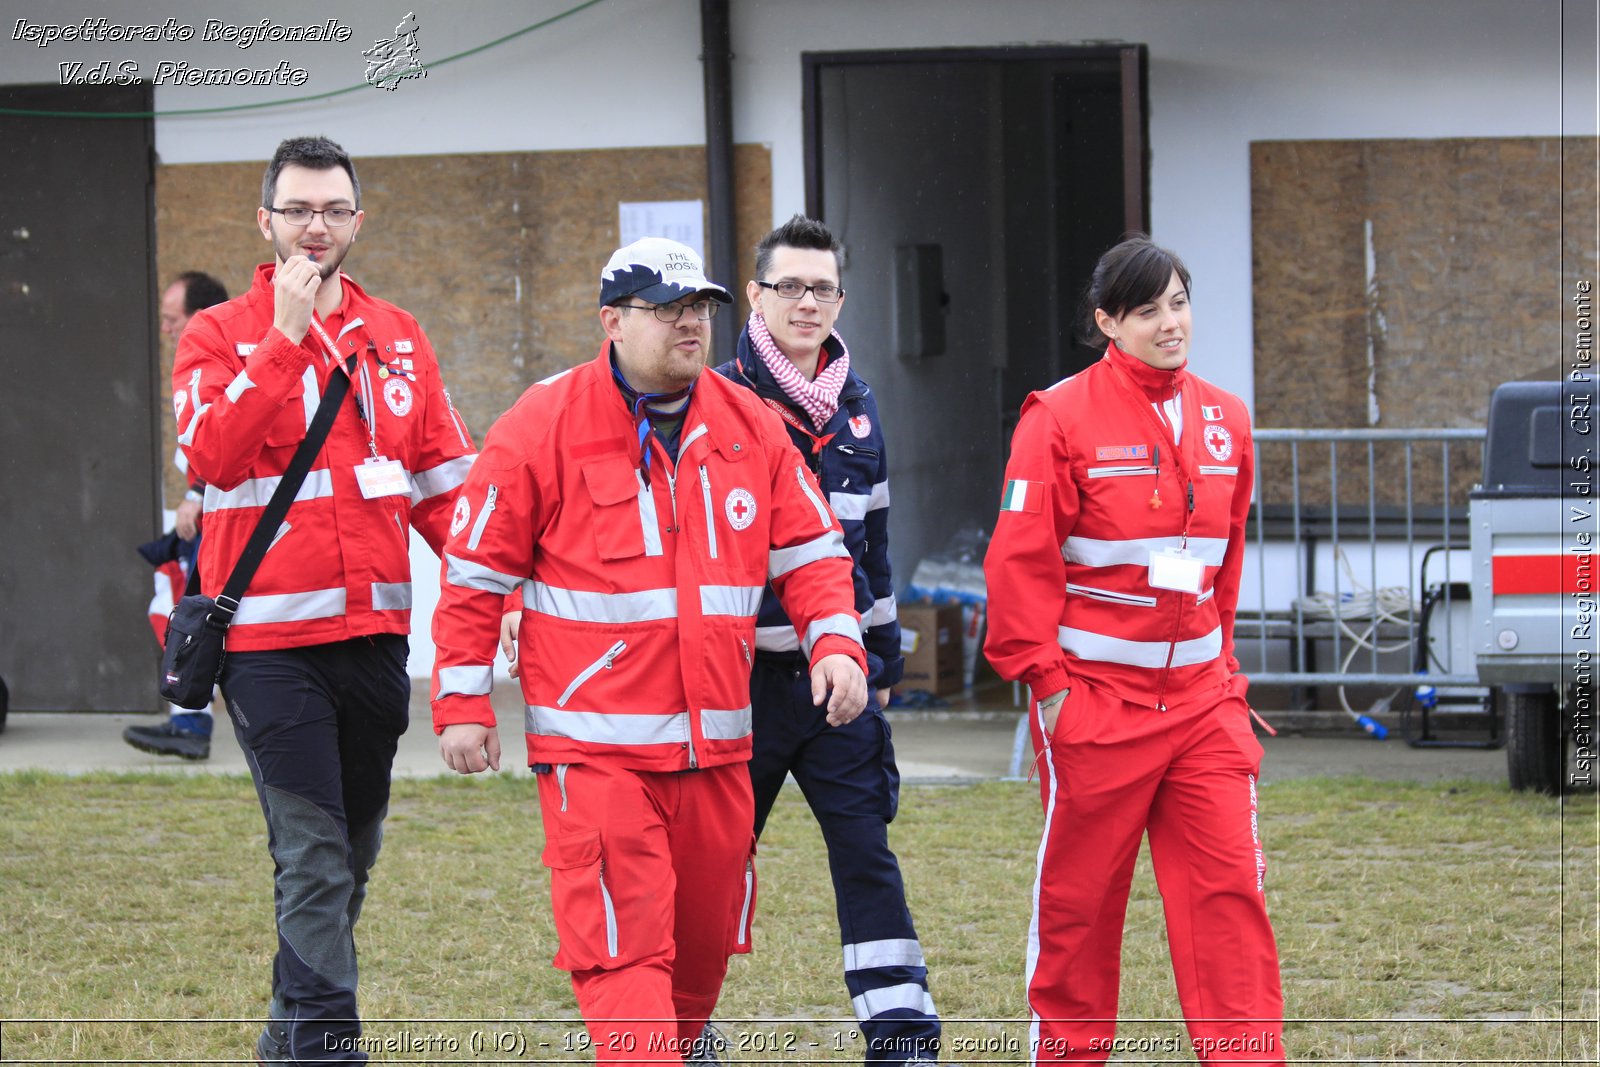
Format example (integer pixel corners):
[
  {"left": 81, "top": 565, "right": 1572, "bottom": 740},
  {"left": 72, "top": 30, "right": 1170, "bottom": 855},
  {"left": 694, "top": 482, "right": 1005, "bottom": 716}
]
[{"left": 159, "top": 355, "right": 355, "bottom": 708}]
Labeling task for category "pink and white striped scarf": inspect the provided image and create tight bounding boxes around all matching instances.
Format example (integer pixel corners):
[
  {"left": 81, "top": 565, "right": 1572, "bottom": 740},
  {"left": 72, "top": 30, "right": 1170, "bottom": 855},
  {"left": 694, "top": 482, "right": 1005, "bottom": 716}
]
[{"left": 747, "top": 310, "right": 850, "bottom": 431}]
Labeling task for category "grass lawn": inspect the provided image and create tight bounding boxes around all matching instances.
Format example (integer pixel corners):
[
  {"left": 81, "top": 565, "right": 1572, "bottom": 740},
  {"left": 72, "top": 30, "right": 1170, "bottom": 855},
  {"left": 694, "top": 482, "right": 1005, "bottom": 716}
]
[{"left": 0, "top": 772, "right": 1592, "bottom": 1062}]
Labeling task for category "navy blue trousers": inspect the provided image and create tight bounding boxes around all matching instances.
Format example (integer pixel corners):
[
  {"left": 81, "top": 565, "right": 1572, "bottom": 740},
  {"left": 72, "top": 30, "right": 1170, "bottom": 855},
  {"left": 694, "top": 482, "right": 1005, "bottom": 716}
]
[
  {"left": 748, "top": 658, "right": 940, "bottom": 1065},
  {"left": 221, "top": 635, "right": 410, "bottom": 1064}
]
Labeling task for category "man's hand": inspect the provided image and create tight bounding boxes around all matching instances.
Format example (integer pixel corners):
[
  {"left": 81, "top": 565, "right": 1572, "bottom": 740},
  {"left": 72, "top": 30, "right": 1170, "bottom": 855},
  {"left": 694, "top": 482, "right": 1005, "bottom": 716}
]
[
  {"left": 439, "top": 723, "right": 501, "bottom": 774},
  {"left": 501, "top": 610, "right": 522, "bottom": 679},
  {"left": 875, "top": 687, "right": 892, "bottom": 710},
  {"left": 174, "top": 497, "right": 202, "bottom": 541},
  {"left": 272, "top": 254, "right": 321, "bottom": 345},
  {"left": 811, "top": 653, "right": 868, "bottom": 726},
  {"left": 1036, "top": 687, "right": 1069, "bottom": 738}
]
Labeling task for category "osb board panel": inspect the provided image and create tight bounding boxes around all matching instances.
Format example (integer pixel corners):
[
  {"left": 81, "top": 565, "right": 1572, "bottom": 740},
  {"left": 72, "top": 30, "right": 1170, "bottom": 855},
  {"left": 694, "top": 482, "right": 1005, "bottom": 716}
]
[
  {"left": 1251, "top": 137, "right": 1598, "bottom": 508},
  {"left": 155, "top": 144, "right": 771, "bottom": 506}
]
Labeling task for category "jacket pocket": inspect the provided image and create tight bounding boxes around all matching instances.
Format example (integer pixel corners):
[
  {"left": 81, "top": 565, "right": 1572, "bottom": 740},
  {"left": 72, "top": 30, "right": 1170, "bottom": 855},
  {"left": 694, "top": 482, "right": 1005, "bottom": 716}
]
[
  {"left": 541, "top": 830, "right": 620, "bottom": 967},
  {"left": 582, "top": 456, "right": 648, "bottom": 560},
  {"left": 557, "top": 640, "right": 627, "bottom": 707}
]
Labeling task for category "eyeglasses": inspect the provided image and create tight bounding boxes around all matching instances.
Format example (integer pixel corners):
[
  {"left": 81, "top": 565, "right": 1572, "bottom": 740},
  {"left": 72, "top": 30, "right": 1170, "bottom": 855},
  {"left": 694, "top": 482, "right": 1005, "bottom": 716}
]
[
  {"left": 757, "top": 280, "right": 844, "bottom": 303},
  {"left": 268, "top": 206, "right": 357, "bottom": 227},
  {"left": 618, "top": 299, "right": 721, "bottom": 323}
]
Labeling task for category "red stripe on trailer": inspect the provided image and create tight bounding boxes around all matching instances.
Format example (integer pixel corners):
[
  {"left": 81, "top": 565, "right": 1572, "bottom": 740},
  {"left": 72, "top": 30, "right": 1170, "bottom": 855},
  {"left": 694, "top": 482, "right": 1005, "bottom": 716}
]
[{"left": 1492, "top": 554, "right": 1592, "bottom": 595}]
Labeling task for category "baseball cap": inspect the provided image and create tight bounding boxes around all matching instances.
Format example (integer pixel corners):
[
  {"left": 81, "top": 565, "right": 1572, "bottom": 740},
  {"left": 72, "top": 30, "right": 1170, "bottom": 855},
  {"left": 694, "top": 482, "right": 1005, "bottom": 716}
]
[{"left": 599, "top": 237, "right": 733, "bottom": 308}]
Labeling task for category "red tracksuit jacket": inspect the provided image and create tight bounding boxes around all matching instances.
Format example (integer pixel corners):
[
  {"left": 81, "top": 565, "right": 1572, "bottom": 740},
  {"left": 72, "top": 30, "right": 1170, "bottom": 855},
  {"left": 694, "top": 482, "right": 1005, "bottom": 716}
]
[
  {"left": 983, "top": 344, "right": 1255, "bottom": 710},
  {"left": 174, "top": 265, "right": 476, "bottom": 651},
  {"left": 431, "top": 343, "right": 868, "bottom": 771}
]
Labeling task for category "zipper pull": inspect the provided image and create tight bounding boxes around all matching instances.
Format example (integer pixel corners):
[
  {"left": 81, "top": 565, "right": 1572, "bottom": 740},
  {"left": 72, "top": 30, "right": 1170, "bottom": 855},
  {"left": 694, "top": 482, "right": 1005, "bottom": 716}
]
[
  {"left": 1187, "top": 480, "right": 1195, "bottom": 513},
  {"left": 602, "top": 640, "right": 626, "bottom": 667},
  {"left": 1149, "top": 445, "right": 1163, "bottom": 510}
]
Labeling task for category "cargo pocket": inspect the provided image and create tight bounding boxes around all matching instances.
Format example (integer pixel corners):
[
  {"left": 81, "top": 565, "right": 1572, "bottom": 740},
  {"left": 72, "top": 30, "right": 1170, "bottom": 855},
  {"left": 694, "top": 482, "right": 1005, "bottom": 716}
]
[
  {"left": 541, "top": 829, "right": 620, "bottom": 970},
  {"left": 582, "top": 456, "right": 649, "bottom": 560}
]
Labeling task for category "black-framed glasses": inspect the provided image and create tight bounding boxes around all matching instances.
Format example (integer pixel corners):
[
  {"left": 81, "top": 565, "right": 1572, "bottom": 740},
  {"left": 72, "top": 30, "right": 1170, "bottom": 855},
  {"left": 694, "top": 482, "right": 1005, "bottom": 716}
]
[
  {"left": 618, "top": 299, "right": 721, "bottom": 323},
  {"left": 757, "top": 280, "right": 844, "bottom": 303},
  {"left": 268, "top": 205, "right": 357, "bottom": 227}
]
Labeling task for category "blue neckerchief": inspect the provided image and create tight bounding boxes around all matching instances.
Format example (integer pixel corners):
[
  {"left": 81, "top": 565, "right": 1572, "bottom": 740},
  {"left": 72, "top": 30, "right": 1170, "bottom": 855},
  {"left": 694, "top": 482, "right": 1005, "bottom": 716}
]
[{"left": 610, "top": 355, "right": 694, "bottom": 470}]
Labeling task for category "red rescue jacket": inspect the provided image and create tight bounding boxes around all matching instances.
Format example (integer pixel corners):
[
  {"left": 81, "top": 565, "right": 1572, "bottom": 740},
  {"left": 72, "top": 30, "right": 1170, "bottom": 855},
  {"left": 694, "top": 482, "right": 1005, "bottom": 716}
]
[
  {"left": 431, "top": 343, "right": 868, "bottom": 772},
  {"left": 983, "top": 344, "right": 1255, "bottom": 710},
  {"left": 174, "top": 265, "right": 477, "bottom": 651}
]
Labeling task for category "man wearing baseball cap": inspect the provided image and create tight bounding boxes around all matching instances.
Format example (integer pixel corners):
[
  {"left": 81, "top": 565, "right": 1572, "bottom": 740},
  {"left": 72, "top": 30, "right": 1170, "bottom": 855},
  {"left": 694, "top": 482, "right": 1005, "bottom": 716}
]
[{"left": 431, "top": 237, "right": 869, "bottom": 1059}]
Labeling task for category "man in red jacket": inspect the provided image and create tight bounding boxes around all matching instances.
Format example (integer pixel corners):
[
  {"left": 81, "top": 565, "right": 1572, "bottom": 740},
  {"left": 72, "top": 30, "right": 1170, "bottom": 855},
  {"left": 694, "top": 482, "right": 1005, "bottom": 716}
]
[
  {"left": 432, "top": 237, "right": 868, "bottom": 1061},
  {"left": 174, "top": 136, "right": 476, "bottom": 1065}
]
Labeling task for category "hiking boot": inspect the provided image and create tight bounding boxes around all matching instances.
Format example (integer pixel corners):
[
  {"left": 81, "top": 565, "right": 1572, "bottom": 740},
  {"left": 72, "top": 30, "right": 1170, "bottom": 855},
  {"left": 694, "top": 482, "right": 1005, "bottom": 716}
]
[
  {"left": 253, "top": 1021, "right": 291, "bottom": 1065},
  {"left": 688, "top": 1022, "right": 729, "bottom": 1065},
  {"left": 122, "top": 720, "right": 210, "bottom": 760}
]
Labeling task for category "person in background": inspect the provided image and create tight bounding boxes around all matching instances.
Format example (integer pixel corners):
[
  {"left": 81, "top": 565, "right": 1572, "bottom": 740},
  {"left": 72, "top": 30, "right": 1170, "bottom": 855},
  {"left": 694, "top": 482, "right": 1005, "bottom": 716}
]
[
  {"left": 713, "top": 214, "right": 942, "bottom": 1065},
  {"left": 983, "top": 235, "right": 1285, "bottom": 1064},
  {"left": 123, "top": 270, "right": 229, "bottom": 760}
]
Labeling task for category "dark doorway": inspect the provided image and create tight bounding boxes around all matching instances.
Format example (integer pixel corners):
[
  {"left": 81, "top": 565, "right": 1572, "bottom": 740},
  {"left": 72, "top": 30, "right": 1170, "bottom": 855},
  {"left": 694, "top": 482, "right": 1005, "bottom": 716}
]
[
  {"left": 802, "top": 47, "right": 1148, "bottom": 585},
  {"left": 0, "top": 83, "right": 160, "bottom": 711}
]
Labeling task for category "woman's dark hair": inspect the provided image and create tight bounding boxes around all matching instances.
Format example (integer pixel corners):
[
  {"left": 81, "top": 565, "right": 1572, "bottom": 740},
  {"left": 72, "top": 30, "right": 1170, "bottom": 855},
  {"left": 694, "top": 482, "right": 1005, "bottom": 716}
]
[{"left": 1077, "top": 235, "right": 1192, "bottom": 347}]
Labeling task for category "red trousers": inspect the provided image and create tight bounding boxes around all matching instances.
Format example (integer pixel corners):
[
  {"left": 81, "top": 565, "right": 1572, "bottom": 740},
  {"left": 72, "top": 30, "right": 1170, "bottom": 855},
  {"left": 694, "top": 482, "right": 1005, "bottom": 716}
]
[
  {"left": 537, "top": 761, "right": 755, "bottom": 1064},
  {"left": 1027, "top": 680, "right": 1285, "bottom": 1065}
]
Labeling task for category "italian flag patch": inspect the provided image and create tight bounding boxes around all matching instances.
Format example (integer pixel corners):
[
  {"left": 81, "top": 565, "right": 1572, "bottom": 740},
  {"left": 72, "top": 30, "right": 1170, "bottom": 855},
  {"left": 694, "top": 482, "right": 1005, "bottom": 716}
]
[{"left": 1000, "top": 479, "right": 1042, "bottom": 513}]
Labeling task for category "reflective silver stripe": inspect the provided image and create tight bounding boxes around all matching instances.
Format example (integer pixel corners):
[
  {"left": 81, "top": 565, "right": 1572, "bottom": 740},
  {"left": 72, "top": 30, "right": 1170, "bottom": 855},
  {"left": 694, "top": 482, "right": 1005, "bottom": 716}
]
[
  {"left": 866, "top": 594, "right": 898, "bottom": 627},
  {"left": 828, "top": 479, "right": 891, "bottom": 520},
  {"left": 555, "top": 763, "right": 570, "bottom": 811},
  {"left": 843, "top": 938, "right": 925, "bottom": 972},
  {"left": 1062, "top": 534, "right": 1228, "bottom": 568},
  {"left": 267, "top": 521, "right": 292, "bottom": 552},
  {"left": 224, "top": 371, "right": 256, "bottom": 402},
  {"left": 525, "top": 582, "right": 678, "bottom": 624},
  {"left": 700, "top": 585, "right": 763, "bottom": 618},
  {"left": 637, "top": 470, "right": 663, "bottom": 557},
  {"left": 337, "top": 316, "right": 365, "bottom": 341},
  {"left": 795, "top": 465, "right": 833, "bottom": 528},
  {"left": 206, "top": 469, "right": 335, "bottom": 512},
  {"left": 681, "top": 422, "right": 709, "bottom": 453},
  {"left": 736, "top": 859, "right": 754, "bottom": 947},
  {"left": 1199, "top": 465, "right": 1239, "bottom": 475},
  {"left": 444, "top": 553, "right": 523, "bottom": 594},
  {"left": 1086, "top": 465, "right": 1158, "bottom": 478},
  {"left": 437, "top": 664, "right": 494, "bottom": 698},
  {"left": 371, "top": 582, "right": 412, "bottom": 611},
  {"left": 769, "top": 531, "right": 850, "bottom": 580},
  {"left": 1065, "top": 583, "right": 1158, "bottom": 608},
  {"left": 300, "top": 365, "right": 319, "bottom": 429},
  {"left": 755, "top": 624, "right": 800, "bottom": 652},
  {"left": 803, "top": 613, "right": 863, "bottom": 657},
  {"left": 700, "top": 705, "right": 753, "bottom": 740},
  {"left": 699, "top": 465, "right": 718, "bottom": 558},
  {"left": 411, "top": 454, "right": 476, "bottom": 503},
  {"left": 850, "top": 983, "right": 937, "bottom": 1021},
  {"left": 525, "top": 705, "right": 690, "bottom": 746},
  {"left": 1058, "top": 625, "right": 1223, "bottom": 669},
  {"left": 537, "top": 367, "right": 575, "bottom": 386},
  {"left": 233, "top": 587, "right": 346, "bottom": 625}
]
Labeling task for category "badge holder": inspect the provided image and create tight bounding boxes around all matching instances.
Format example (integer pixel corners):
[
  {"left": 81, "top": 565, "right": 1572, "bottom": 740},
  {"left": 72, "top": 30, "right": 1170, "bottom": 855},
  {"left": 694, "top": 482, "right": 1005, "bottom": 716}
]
[{"left": 1148, "top": 546, "right": 1204, "bottom": 594}]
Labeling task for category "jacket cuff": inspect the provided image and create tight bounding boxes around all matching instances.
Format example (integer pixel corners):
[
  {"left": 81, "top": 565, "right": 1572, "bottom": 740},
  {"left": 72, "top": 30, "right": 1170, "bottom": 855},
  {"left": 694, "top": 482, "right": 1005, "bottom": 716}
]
[
  {"left": 810, "top": 634, "right": 868, "bottom": 676},
  {"left": 432, "top": 695, "right": 498, "bottom": 734},
  {"left": 1024, "top": 663, "right": 1072, "bottom": 703},
  {"left": 875, "top": 654, "right": 905, "bottom": 690}
]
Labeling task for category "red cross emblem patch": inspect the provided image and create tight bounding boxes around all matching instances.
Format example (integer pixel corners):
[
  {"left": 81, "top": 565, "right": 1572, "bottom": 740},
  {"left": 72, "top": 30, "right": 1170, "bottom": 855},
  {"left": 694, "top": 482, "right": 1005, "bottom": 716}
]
[
  {"left": 725, "top": 488, "right": 757, "bottom": 531},
  {"left": 1204, "top": 424, "right": 1233, "bottom": 462}
]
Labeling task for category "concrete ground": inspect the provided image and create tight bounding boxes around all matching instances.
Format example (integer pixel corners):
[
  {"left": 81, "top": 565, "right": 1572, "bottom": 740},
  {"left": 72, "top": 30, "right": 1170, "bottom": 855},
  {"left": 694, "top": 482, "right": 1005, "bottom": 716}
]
[{"left": 0, "top": 685, "right": 1509, "bottom": 786}]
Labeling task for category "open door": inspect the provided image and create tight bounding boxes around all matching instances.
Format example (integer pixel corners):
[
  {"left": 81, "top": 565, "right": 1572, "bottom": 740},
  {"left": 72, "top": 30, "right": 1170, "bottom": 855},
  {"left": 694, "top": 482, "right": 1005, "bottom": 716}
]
[{"left": 0, "top": 83, "right": 161, "bottom": 711}]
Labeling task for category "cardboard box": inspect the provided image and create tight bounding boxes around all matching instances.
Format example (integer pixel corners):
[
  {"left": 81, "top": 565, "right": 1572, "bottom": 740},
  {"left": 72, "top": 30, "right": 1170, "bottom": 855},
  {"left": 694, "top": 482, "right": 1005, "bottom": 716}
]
[{"left": 897, "top": 602, "right": 965, "bottom": 696}]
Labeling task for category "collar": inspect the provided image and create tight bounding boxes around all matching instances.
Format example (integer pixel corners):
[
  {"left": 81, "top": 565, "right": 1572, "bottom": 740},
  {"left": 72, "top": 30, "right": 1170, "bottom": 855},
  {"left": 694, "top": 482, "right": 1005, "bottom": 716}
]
[{"left": 1104, "top": 340, "right": 1188, "bottom": 401}]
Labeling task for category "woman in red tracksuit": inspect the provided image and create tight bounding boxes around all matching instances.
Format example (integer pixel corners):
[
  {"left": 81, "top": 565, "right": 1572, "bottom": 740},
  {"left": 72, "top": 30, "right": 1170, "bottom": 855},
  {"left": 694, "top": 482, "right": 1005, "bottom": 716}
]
[{"left": 983, "top": 236, "right": 1286, "bottom": 1064}]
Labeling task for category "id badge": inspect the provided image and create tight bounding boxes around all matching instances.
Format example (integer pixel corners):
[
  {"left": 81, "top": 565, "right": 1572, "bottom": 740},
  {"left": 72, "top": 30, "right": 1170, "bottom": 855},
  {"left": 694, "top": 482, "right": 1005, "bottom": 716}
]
[
  {"left": 1148, "top": 546, "right": 1204, "bottom": 594},
  {"left": 354, "top": 457, "right": 410, "bottom": 499}
]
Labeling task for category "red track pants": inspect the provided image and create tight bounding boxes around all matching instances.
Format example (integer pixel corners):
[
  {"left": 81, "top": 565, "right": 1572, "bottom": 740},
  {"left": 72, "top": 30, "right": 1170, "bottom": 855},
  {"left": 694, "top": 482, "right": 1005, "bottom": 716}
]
[
  {"left": 1026, "top": 680, "right": 1285, "bottom": 1065},
  {"left": 537, "top": 761, "right": 755, "bottom": 1063}
]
